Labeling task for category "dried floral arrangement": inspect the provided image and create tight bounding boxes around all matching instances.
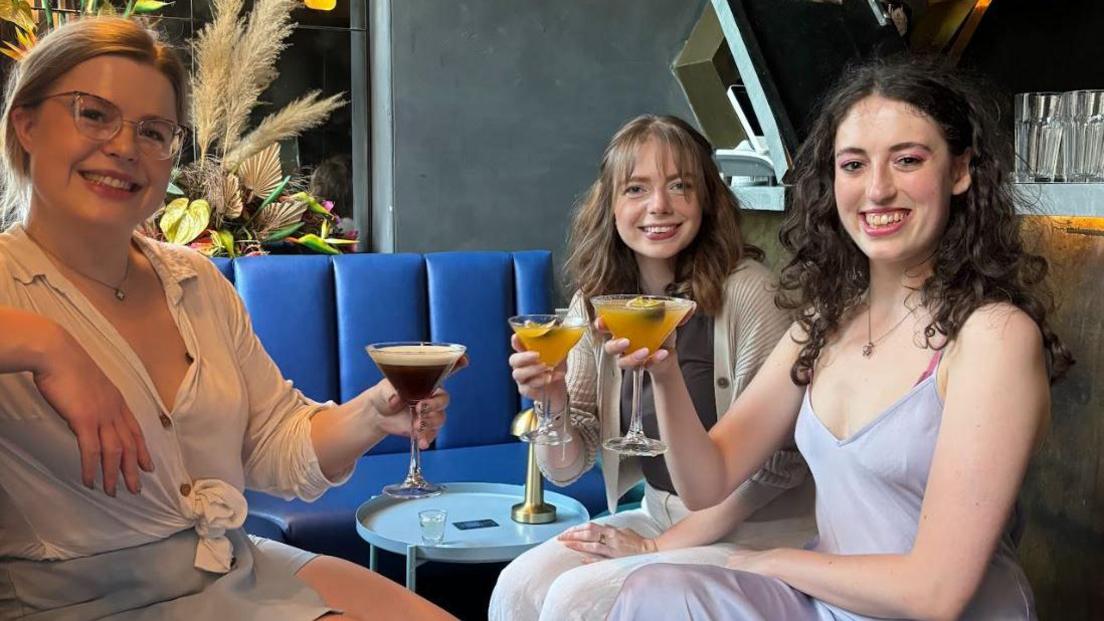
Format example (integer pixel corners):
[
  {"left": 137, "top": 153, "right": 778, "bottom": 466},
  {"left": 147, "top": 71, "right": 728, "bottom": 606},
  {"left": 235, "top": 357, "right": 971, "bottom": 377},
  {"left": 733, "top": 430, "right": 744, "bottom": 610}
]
[{"left": 148, "top": 0, "right": 353, "bottom": 256}]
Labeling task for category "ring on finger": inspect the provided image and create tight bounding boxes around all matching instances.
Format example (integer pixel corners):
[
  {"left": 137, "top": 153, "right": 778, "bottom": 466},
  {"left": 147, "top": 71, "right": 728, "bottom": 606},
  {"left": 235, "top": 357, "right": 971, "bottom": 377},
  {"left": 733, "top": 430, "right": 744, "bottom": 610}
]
[{"left": 598, "top": 533, "right": 606, "bottom": 545}]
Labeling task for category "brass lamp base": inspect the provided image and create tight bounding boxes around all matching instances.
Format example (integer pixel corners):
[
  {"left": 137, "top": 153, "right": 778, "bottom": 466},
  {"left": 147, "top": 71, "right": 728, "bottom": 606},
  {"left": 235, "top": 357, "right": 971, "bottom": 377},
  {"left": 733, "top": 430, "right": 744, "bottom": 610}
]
[
  {"left": 511, "top": 501, "right": 557, "bottom": 524},
  {"left": 510, "top": 408, "right": 558, "bottom": 525}
]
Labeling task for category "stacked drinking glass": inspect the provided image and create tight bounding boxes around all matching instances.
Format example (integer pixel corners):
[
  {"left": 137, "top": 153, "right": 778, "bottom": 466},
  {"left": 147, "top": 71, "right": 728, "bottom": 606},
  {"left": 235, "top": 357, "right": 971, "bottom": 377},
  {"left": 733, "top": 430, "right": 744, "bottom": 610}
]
[{"left": 1016, "top": 90, "right": 1104, "bottom": 182}]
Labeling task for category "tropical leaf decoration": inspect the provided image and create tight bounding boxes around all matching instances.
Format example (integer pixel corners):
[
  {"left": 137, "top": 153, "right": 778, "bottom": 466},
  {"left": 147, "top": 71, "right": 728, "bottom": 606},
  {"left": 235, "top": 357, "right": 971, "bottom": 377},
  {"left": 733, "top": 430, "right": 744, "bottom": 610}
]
[
  {"left": 0, "top": 0, "right": 35, "bottom": 32},
  {"left": 0, "top": 22, "right": 34, "bottom": 61},
  {"left": 159, "top": 198, "right": 211, "bottom": 245},
  {"left": 0, "top": 0, "right": 174, "bottom": 56}
]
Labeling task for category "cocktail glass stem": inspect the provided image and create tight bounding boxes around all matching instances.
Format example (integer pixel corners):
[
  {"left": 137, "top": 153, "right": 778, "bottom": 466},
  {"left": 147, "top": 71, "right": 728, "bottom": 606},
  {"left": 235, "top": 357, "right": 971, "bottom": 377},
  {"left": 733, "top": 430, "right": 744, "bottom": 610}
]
[
  {"left": 626, "top": 367, "right": 647, "bottom": 441},
  {"left": 402, "top": 403, "right": 427, "bottom": 488},
  {"left": 540, "top": 369, "right": 553, "bottom": 433}
]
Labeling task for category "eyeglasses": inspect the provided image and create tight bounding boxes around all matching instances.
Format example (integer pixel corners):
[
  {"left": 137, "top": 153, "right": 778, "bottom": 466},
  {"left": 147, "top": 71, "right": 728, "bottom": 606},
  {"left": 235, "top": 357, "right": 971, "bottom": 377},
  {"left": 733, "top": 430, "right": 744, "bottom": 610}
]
[{"left": 28, "top": 90, "right": 187, "bottom": 160}]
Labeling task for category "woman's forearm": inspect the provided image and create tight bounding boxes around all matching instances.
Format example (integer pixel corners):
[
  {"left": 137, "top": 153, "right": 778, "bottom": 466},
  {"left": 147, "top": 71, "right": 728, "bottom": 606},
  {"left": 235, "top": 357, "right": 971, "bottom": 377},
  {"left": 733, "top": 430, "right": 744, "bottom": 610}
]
[
  {"left": 0, "top": 307, "right": 60, "bottom": 374},
  {"left": 309, "top": 387, "right": 388, "bottom": 480},
  {"left": 654, "top": 484, "right": 773, "bottom": 551},
  {"left": 649, "top": 366, "right": 730, "bottom": 508},
  {"left": 761, "top": 548, "right": 965, "bottom": 621}
]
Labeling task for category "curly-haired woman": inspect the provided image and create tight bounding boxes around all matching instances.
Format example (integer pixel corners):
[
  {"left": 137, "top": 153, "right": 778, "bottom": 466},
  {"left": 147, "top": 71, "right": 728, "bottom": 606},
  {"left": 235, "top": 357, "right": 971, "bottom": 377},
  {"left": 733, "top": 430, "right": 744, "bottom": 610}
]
[
  {"left": 488, "top": 115, "right": 817, "bottom": 621},
  {"left": 608, "top": 58, "right": 1074, "bottom": 620}
]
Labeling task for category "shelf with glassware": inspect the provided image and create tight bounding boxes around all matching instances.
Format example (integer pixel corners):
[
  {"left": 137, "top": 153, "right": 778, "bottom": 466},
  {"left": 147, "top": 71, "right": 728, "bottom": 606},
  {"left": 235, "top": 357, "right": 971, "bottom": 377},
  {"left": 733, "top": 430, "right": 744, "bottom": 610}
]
[{"left": 726, "top": 182, "right": 1104, "bottom": 217}]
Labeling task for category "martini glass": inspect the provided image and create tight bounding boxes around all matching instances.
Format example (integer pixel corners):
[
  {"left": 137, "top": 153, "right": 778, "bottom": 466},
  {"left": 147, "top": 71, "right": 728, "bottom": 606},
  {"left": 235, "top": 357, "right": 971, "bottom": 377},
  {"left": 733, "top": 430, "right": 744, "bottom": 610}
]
[
  {"left": 366, "top": 342, "right": 466, "bottom": 498},
  {"left": 590, "top": 295, "right": 695, "bottom": 456},
  {"left": 509, "top": 314, "right": 587, "bottom": 444}
]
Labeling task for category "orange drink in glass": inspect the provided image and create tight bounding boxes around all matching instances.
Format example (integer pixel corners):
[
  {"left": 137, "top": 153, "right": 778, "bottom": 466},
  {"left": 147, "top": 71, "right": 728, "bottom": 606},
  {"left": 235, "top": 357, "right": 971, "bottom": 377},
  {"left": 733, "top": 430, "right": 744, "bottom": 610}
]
[
  {"left": 590, "top": 295, "right": 694, "bottom": 456},
  {"left": 509, "top": 314, "right": 586, "bottom": 444}
]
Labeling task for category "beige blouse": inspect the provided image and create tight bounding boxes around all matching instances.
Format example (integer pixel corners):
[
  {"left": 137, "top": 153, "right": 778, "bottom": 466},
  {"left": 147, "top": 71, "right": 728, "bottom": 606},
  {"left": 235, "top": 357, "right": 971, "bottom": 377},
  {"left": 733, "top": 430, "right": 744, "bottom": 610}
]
[{"left": 0, "top": 225, "right": 348, "bottom": 573}]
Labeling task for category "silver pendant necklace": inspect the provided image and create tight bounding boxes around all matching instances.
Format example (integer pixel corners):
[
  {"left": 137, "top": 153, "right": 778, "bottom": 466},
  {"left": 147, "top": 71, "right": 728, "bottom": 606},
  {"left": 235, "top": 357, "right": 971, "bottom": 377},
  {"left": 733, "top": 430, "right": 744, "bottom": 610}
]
[
  {"left": 30, "top": 234, "right": 131, "bottom": 302},
  {"left": 863, "top": 303, "right": 913, "bottom": 357}
]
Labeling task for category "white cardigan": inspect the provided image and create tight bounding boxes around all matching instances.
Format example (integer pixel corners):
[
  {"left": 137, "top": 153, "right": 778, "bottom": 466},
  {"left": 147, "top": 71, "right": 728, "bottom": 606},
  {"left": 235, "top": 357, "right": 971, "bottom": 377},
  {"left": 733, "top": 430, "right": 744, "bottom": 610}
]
[{"left": 540, "top": 259, "right": 809, "bottom": 515}]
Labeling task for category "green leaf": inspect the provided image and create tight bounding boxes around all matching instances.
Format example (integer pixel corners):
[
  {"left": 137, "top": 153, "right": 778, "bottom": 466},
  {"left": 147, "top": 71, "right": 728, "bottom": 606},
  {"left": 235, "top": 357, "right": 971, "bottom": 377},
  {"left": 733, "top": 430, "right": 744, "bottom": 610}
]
[
  {"left": 0, "top": 0, "right": 37, "bottom": 33},
  {"left": 166, "top": 180, "right": 185, "bottom": 196},
  {"left": 290, "top": 190, "right": 333, "bottom": 217},
  {"left": 264, "top": 221, "right": 303, "bottom": 242},
  {"left": 122, "top": 0, "right": 136, "bottom": 18},
  {"left": 323, "top": 238, "right": 357, "bottom": 246},
  {"left": 256, "top": 175, "right": 291, "bottom": 213},
  {"left": 41, "top": 0, "right": 52, "bottom": 32},
  {"left": 131, "top": 0, "right": 170, "bottom": 13},
  {"left": 290, "top": 234, "right": 339, "bottom": 255},
  {"left": 159, "top": 198, "right": 211, "bottom": 245},
  {"left": 213, "top": 229, "right": 237, "bottom": 258},
  {"left": 319, "top": 217, "right": 330, "bottom": 239}
]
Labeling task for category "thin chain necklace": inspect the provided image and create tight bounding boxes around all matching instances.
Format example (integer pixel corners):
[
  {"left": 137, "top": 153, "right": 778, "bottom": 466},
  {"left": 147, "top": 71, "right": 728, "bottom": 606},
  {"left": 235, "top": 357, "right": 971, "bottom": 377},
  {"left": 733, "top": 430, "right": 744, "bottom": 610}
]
[
  {"left": 29, "top": 233, "right": 131, "bottom": 302},
  {"left": 863, "top": 301, "right": 913, "bottom": 358}
]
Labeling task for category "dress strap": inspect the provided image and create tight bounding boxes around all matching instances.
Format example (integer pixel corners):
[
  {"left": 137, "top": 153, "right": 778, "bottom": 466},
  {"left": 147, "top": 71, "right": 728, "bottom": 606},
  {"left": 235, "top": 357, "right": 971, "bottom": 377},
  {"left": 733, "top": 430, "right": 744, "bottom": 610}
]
[{"left": 915, "top": 350, "right": 943, "bottom": 386}]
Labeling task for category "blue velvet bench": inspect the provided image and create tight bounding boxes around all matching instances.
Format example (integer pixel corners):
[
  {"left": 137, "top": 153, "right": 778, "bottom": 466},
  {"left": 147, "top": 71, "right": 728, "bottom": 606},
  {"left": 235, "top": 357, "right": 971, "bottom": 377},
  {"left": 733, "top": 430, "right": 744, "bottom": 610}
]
[{"left": 210, "top": 251, "right": 607, "bottom": 565}]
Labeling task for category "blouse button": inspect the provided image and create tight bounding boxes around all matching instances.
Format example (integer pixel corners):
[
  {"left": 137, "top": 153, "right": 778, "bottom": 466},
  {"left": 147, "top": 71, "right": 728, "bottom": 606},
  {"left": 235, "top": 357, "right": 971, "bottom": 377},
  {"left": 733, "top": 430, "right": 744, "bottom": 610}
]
[
  {"left": 159, "top": 414, "right": 172, "bottom": 429},
  {"left": 716, "top": 377, "right": 730, "bottom": 389},
  {"left": 179, "top": 483, "right": 192, "bottom": 497}
]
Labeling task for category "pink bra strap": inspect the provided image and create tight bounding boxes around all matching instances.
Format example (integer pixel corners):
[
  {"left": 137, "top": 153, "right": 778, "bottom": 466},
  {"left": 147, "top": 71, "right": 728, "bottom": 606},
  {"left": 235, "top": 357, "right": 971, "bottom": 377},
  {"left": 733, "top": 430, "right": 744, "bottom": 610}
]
[{"left": 915, "top": 350, "right": 943, "bottom": 385}]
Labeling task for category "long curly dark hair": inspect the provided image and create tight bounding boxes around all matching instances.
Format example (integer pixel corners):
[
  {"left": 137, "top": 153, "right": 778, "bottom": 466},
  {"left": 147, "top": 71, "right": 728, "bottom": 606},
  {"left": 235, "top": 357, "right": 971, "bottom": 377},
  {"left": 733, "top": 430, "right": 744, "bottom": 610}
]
[
  {"left": 777, "top": 56, "right": 1073, "bottom": 385},
  {"left": 566, "top": 114, "right": 762, "bottom": 316}
]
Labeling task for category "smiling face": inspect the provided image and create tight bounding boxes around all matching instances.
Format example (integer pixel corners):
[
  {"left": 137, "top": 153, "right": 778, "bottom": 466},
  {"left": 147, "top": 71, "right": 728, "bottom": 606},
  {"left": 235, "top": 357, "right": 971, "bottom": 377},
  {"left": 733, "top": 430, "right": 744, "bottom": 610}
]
[
  {"left": 10, "top": 55, "right": 179, "bottom": 234},
  {"left": 613, "top": 137, "right": 702, "bottom": 269},
  {"left": 833, "top": 94, "right": 972, "bottom": 271}
]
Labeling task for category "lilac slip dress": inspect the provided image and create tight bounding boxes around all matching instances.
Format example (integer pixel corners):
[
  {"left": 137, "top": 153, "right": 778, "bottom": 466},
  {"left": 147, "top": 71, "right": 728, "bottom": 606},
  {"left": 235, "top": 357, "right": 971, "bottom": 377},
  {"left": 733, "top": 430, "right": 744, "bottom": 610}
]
[{"left": 608, "top": 353, "right": 1036, "bottom": 620}]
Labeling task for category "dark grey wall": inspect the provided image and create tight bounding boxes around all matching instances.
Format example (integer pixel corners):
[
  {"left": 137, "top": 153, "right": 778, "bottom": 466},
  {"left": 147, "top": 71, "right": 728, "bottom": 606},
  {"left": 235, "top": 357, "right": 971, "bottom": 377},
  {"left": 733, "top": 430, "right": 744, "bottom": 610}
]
[{"left": 382, "top": 0, "right": 705, "bottom": 289}]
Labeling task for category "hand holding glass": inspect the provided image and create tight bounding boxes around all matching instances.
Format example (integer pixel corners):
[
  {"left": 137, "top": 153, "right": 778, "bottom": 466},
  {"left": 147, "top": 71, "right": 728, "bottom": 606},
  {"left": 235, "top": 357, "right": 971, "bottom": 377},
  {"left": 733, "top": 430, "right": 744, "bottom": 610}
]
[
  {"left": 365, "top": 342, "right": 466, "bottom": 498},
  {"left": 509, "top": 314, "right": 586, "bottom": 444},
  {"left": 591, "top": 295, "right": 694, "bottom": 456}
]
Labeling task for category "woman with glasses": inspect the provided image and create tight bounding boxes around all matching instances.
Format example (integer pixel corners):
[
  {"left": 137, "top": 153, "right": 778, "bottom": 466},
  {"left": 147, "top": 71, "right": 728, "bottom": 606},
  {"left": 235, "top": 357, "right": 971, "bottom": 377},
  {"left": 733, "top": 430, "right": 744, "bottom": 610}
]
[{"left": 0, "top": 17, "right": 455, "bottom": 621}]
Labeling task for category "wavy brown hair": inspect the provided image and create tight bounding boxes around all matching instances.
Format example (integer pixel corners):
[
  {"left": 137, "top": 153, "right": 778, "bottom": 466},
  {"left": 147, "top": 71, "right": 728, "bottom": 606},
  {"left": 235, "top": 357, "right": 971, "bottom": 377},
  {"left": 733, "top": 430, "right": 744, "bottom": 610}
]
[
  {"left": 565, "top": 114, "right": 761, "bottom": 316},
  {"left": 777, "top": 56, "right": 1073, "bottom": 384}
]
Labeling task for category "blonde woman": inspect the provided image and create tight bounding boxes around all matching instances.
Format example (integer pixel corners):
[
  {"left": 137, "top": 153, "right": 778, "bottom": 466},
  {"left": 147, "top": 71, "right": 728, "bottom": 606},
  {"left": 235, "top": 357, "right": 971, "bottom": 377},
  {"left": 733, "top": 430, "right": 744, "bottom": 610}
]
[
  {"left": 0, "top": 18, "right": 454, "bottom": 620},
  {"left": 489, "top": 115, "right": 817, "bottom": 621}
]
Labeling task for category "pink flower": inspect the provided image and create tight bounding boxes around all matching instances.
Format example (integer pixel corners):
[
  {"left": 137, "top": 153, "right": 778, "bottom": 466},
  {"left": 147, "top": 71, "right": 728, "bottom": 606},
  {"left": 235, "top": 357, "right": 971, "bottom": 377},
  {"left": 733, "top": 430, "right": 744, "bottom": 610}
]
[{"left": 322, "top": 200, "right": 335, "bottom": 213}]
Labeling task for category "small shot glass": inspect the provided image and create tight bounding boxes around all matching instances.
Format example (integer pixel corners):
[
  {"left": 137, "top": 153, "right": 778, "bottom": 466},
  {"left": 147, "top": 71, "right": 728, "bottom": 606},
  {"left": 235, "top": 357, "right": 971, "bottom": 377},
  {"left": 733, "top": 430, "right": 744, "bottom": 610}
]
[{"left": 418, "top": 509, "right": 447, "bottom": 545}]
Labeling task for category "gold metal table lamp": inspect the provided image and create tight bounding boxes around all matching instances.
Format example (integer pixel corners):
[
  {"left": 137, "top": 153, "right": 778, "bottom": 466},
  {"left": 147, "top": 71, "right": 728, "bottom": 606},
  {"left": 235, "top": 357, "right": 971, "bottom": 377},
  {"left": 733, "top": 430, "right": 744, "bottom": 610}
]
[{"left": 510, "top": 408, "right": 557, "bottom": 524}]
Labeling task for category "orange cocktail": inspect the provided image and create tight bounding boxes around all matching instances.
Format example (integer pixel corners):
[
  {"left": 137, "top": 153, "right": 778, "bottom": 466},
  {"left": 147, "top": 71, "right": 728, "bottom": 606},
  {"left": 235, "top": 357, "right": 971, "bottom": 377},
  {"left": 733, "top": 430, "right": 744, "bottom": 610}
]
[
  {"left": 590, "top": 295, "right": 695, "bottom": 456},
  {"left": 594, "top": 299, "right": 692, "bottom": 355},
  {"left": 509, "top": 314, "right": 587, "bottom": 445}
]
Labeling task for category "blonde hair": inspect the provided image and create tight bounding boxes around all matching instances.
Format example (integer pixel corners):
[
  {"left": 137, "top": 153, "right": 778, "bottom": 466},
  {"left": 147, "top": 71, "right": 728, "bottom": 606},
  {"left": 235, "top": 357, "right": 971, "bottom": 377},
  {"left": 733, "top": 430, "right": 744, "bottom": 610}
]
[
  {"left": 0, "top": 17, "right": 188, "bottom": 228},
  {"left": 565, "top": 114, "right": 760, "bottom": 317}
]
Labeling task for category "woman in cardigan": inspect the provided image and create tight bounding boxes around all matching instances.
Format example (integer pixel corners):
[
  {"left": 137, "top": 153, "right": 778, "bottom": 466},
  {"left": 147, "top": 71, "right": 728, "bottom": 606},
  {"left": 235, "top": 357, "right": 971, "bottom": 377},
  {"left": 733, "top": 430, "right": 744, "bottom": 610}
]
[{"left": 489, "top": 115, "right": 816, "bottom": 621}]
